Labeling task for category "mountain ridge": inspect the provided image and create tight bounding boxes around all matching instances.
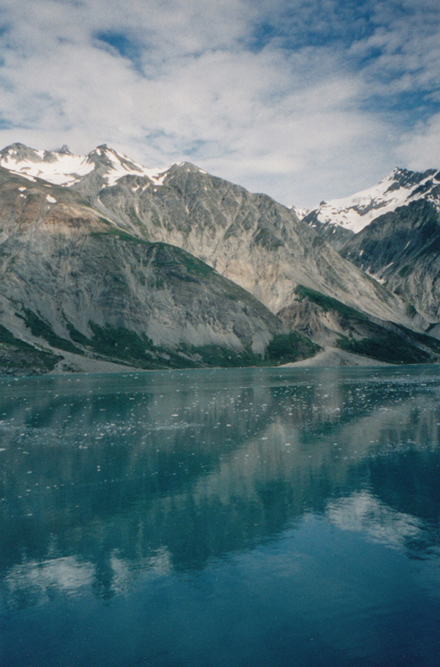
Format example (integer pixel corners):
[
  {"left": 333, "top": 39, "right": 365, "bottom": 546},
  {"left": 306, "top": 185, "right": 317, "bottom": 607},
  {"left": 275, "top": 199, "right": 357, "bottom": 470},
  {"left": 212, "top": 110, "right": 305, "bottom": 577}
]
[
  {"left": 0, "top": 163, "right": 320, "bottom": 373},
  {"left": 1, "top": 142, "right": 415, "bottom": 324},
  {"left": 301, "top": 166, "right": 440, "bottom": 325},
  {"left": 304, "top": 167, "right": 440, "bottom": 235},
  {"left": 301, "top": 167, "right": 440, "bottom": 254},
  {"left": 0, "top": 142, "right": 438, "bottom": 373}
]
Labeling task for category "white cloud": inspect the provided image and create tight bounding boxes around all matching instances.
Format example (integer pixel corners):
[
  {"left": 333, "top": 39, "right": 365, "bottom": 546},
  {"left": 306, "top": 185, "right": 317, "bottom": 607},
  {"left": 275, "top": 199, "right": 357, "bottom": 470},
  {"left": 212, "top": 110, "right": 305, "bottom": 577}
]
[
  {"left": 398, "top": 112, "right": 440, "bottom": 168},
  {"left": 0, "top": 0, "right": 439, "bottom": 207}
]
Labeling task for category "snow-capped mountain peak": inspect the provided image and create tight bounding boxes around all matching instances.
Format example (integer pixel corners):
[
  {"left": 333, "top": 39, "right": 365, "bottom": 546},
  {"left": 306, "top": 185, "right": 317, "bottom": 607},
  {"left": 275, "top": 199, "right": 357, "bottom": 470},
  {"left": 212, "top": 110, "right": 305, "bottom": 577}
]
[
  {"left": 0, "top": 143, "right": 170, "bottom": 188},
  {"left": 0, "top": 143, "right": 95, "bottom": 185},
  {"left": 87, "top": 144, "right": 171, "bottom": 186},
  {"left": 312, "top": 167, "right": 440, "bottom": 234}
]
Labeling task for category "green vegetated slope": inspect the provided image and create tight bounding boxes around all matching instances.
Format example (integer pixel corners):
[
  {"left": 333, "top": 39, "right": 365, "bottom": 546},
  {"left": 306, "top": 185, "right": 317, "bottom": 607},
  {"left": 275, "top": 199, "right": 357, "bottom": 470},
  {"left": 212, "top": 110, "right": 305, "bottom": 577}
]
[
  {"left": 0, "top": 323, "right": 61, "bottom": 374},
  {"left": 278, "top": 285, "right": 440, "bottom": 365}
]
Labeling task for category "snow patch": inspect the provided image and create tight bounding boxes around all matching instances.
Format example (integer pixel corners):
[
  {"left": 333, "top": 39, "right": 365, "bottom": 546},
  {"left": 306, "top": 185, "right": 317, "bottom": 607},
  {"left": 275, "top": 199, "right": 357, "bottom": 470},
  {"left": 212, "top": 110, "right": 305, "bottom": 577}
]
[
  {"left": 1, "top": 144, "right": 171, "bottom": 189},
  {"left": 315, "top": 169, "right": 440, "bottom": 233},
  {"left": 1, "top": 153, "right": 94, "bottom": 185},
  {"left": 8, "top": 170, "right": 36, "bottom": 182},
  {"left": 365, "top": 269, "right": 385, "bottom": 284},
  {"left": 95, "top": 146, "right": 170, "bottom": 187},
  {"left": 291, "top": 206, "right": 310, "bottom": 220}
]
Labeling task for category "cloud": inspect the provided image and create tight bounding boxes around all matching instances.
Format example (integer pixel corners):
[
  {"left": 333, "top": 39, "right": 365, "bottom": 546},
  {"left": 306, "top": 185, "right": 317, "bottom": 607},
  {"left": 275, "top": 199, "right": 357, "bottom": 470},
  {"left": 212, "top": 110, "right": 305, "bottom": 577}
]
[
  {"left": 398, "top": 112, "right": 440, "bottom": 167},
  {"left": 0, "top": 0, "right": 439, "bottom": 207}
]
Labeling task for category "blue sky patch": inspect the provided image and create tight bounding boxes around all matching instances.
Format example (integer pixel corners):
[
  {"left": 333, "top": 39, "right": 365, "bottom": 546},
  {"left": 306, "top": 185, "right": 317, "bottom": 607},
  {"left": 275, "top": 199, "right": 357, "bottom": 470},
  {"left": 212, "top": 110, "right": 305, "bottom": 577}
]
[{"left": 95, "top": 31, "right": 144, "bottom": 72}]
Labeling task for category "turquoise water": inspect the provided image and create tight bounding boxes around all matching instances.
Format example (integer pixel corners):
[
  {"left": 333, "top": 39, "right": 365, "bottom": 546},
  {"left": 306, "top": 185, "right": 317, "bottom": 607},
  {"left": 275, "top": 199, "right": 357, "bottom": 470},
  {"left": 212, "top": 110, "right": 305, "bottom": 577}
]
[{"left": 0, "top": 366, "right": 439, "bottom": 666}]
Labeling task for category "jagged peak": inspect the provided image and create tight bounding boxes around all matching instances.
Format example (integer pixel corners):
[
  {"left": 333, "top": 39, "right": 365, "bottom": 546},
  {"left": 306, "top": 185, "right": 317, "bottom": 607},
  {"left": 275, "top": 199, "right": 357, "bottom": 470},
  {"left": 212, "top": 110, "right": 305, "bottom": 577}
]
[
  {"left": 308, "top": 165, "right": 440, "bottom": 234},
  {"left": 3, "top": 141, "right": 31, "bottom": 152},
  {"left": 58, "top": 145, "right": 73, "bottom": 155},
  {"left": 168, "top": 161, "right": 207, "bottom": 175},
  {"left": 0, "top": 142, "right": 43, "bottom": 163},
  {"left": 0, "top": 142, "right": 199, "bottom": 188},
  {"left": 93, "top": 144, "right": 113, "bottom": 155},
  {"left": 391, "top": 166, "right": 411, "bottom": 176},
  {"left": 0, "top": 142, "right": 171, "bottom": 187}
]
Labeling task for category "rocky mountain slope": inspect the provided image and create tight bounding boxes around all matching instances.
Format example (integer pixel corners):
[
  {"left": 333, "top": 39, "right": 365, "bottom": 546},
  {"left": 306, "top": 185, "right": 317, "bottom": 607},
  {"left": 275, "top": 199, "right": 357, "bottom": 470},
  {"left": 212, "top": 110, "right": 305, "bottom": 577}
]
[
  {"left": 1, "top": 143, "right": 413, "bottom": 325},
  {"left": 301, "top": 167, "right": 440, "bottom": 326},
  {"left": 0, "top": 143, "right": 438, "bottom": 373},
  {"left": 340, "top": 200, "right": 440, "bottom": 325},
  {"left": 0, "top": 166, "right": 321, "bottom": 373},
  {"left": 303, "top": 167, "right": 440, "bottom": 251},
  {"left": 278, "top": 286, "right": 440, "bottom": 365}
]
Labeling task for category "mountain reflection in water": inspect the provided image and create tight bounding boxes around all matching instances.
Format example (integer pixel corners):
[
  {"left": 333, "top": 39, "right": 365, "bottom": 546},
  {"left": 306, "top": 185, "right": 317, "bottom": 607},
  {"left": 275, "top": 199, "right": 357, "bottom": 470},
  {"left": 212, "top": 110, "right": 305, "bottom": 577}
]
[{"left": 0, "top": 366, "right": 439, "bottom": 667}]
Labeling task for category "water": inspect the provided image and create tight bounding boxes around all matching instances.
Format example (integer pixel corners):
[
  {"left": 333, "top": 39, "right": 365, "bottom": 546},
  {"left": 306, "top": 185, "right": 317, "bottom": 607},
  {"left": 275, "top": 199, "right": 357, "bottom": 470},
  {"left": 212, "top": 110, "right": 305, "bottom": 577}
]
[{"left": 0, "top": 365, "right": 439, "bottom": 666}]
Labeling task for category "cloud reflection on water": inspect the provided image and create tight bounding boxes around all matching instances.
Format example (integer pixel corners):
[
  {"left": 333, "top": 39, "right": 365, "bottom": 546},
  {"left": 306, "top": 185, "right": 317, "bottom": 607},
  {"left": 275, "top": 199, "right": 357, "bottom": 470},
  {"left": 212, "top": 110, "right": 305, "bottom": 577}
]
[{"left": 0, "top": 366, "right": 439, "bottom": 605}]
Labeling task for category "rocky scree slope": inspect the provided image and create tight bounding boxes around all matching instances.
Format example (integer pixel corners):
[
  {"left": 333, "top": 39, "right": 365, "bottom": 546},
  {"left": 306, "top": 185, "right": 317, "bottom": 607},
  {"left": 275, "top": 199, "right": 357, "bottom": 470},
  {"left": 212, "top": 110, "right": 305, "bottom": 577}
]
[{"left": 0, "top": 167, "right": 320, "bottom": 373}]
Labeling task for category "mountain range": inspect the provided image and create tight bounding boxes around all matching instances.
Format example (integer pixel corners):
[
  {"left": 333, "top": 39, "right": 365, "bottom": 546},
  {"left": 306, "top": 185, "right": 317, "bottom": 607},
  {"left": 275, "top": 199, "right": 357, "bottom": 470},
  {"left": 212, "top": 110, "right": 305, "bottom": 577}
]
[
  {"left": 0, "top": 142, "right": 439, "bottom": 374},
  {"left": 303, "top": 168, "right": 440, "bottom": 327}
]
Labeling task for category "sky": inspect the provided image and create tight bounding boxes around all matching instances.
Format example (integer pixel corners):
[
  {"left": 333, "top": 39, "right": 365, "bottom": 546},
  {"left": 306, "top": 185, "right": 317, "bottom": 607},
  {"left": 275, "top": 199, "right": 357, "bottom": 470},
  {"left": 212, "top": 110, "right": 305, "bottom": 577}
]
[{"left": 0, "top": 0, "right": 439, "bottom": 208}]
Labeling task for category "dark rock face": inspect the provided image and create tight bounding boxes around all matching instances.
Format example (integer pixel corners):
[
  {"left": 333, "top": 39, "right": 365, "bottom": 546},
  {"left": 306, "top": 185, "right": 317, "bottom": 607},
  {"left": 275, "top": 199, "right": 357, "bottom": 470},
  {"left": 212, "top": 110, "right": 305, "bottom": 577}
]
[
  {"left": 302, "top": 210, "right": 355, "bottom": 251},
  {"left": 340, "top": 200, "right": 440, "bottom": 322},
  {"left": 387, "top": 167, "right": 439, "bottom": 192},
  {"left": 300, "top": 167, "right": 440, "bottom": 327}
]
